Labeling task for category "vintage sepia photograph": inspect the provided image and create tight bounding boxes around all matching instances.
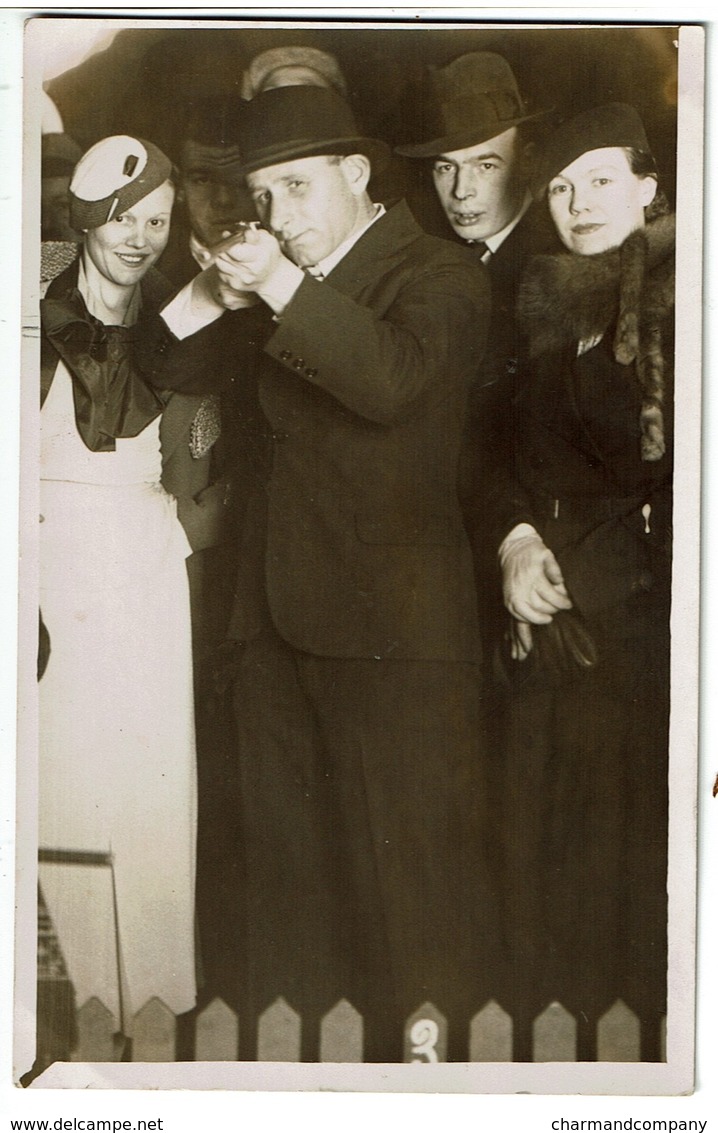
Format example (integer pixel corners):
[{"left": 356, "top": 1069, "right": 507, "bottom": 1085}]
[{"left": 12, "top": 14, "right": 704, "bottom": 1094}]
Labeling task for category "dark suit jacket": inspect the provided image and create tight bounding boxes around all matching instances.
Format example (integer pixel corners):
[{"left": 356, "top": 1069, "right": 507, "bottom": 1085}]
[
  {"left": 458, "top": 206, "right": 561, "bottom": 559},
  {"left": 139, "top": 199, "right": 491, "bottom": 662}
]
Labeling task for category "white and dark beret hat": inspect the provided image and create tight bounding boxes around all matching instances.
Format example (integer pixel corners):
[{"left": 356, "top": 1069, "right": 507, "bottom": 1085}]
[{"left": 68, "top": 135, "right": 172, "bottom": 230}]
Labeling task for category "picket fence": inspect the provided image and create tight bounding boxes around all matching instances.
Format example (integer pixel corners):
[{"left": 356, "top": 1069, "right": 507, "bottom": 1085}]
[
  {"left": 36, "top": 888, "right": 665, "bottom": 1067},
  {"left": 41, "top": 993, "right": 663, "bottom": 1065}
]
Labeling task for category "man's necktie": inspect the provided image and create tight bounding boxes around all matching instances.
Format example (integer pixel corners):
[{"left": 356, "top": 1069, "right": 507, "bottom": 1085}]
[{"left": 468, "top": 240, "right": 490, "bottom": 261}]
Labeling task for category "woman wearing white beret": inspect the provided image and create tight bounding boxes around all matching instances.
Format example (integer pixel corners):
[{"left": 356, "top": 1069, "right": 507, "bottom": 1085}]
[{"left": 38, "top": 136, "right": 202, "bottom": 1053}]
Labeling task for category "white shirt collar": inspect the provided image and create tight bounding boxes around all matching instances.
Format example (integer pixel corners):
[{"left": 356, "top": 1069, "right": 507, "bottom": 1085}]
[{"left": 312, "top": 203, "right": 386, "bottom": 278}]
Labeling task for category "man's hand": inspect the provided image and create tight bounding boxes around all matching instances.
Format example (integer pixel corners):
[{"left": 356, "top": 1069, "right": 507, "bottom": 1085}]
[
  {"left": 215, "top": 227, "right": 304, "bottom": 314},
  {"left": 216, "top": 226, "right": 284, "bottom": 290},
  {"left": 499, "top": 529, "right": 573, "bottom": 624},
  {"left": 190, "top": 263, "right": 258, "bottom": 313}
]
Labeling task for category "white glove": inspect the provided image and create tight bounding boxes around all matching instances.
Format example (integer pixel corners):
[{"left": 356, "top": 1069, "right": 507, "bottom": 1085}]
[
  {"left": 499, "top": 525, "right": 573, "bottom": 624},
  {"left": 508, "top": 618, "right": 534, "bottom": 661}
]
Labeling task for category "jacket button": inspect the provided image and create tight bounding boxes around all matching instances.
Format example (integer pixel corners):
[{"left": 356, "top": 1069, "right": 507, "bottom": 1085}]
[
  {"left": 279, "top": 349, "right": 292, "bottom": 360},
  {"left": 306, "top": 368, "right": 318, "bottom": 378},
  {"left": 293, "top": 358, "right": 305, "bottom": 370}
]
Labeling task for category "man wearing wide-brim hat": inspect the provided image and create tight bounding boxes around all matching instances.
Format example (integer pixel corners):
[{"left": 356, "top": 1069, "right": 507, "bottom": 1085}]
[
  {"left": 140, "top": 84, "right": 499, "bottom": 1060},
  {"left": 396, "top": 52, "right": 545, "bottom": 255},
  {"left": 397, "top": 52, "right": 559, "bottom": 678}
]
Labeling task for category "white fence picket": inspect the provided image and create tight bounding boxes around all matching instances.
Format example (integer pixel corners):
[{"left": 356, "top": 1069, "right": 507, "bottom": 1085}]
[
  {"left": 257, "top": 997, "right": 301, "bottom": 1061},
  {"left": 72, "top": 997, "right": 116, "bottom": 1062},
  {"left": 132, "top": 998, "right": 176, "bottom": 1062},
  {"left": 597, "top": 1000, "right": 641, "bottom": 1061},
  {"left": 195, "top": 997, "right": 239, "bottom": 1061},
  {"left": 404, "top": 1002, "right": 447, "bottom": 1062},
  {"left": 319, "top": 998, "right": 363, "bottom": 1062},
  {"left": 469, "top": 999, "right": 513, "bottom": 1061},
  {"left": 533, "top": 1001, "right": 577, "bottom": 1061}
]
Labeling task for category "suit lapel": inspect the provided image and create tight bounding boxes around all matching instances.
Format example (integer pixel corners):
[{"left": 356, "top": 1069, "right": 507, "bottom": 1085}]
[{"left": 321, "top": 200, "right": 421, "bottom": 298}]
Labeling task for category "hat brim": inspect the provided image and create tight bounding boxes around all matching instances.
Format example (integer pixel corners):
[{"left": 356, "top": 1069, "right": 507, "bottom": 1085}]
[
  {"left": 395, "top": 109, "right": 549, "bottom": 160},
  {"left": 239, "top": 136, "right": 391, "bottom": 177}
]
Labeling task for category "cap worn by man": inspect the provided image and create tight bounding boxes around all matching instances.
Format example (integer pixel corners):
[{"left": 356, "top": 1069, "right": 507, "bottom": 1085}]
[{"left": 242, "top": 45, "right": 348, "bottom": 100}]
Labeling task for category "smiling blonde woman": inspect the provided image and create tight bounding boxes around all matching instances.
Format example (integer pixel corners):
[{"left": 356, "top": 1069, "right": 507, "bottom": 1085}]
[{"left": 38, "top": 136, "right": 200, "bottom": 1055}]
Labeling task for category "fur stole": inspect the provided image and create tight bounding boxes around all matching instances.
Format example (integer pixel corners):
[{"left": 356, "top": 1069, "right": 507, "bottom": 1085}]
[{"left": 518, "top": 213, "right": 675, "bottom": 461}]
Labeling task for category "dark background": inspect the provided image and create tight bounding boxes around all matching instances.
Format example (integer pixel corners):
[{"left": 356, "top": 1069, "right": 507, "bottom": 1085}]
[{"left": 45, "top": 21, "right": 680, "bottom": 226}]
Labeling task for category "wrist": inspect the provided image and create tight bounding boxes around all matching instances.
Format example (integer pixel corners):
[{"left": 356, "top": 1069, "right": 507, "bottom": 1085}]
[
  {"left": 256, "top": 257, "right": 305, "bottom": 316},
  {"left": 498, "top": 523, "right": 542, "bottom": 567},
  {"left": 190, "top": 270, "right": 225, "bottom": 320}
]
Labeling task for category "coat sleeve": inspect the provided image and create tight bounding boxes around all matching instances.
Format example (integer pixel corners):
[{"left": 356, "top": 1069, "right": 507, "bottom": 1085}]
[
  {"left": 134, "top": 302, "right": 269, "bottom": 395},
  {"left": 265, "top": 256, "right": 490, "bottom": 425}
]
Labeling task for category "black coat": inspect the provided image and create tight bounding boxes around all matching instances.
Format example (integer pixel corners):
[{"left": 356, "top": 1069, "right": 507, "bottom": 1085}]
[
  {"left": 497, "top": 215, "right": 675, "bottom": 1048},
  {"left": 498, "top": 213, "right": 675, "bottom": 629},
  {"left": 457, "top": 206, "right": 561, "bottom": 583}
]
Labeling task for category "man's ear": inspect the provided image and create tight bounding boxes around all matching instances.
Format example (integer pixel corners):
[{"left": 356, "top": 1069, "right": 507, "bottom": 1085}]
[{"left": 341, "top": 154, "right": 372, "bottom": 196}]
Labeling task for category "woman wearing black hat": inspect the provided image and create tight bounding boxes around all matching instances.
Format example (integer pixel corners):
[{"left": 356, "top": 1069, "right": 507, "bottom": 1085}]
[
  {"left": 38, "top": 136, "right": 202, "bottom": 1053},
  {"left": 496, "top": 104, "right": 674, "bottom": 1057}
]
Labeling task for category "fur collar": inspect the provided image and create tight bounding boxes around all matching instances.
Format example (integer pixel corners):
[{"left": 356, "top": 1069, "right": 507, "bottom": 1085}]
[
  {"left": 518, "top": 214, "right": 675, "bottom": 461},
  {"left": 518, "top": 213, "right": 675, "bottom": 357}
]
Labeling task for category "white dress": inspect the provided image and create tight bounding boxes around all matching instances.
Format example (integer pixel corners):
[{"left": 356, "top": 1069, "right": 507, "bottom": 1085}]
[{"left": 38, "top": 360, "right": 198, "bottom": 1033}]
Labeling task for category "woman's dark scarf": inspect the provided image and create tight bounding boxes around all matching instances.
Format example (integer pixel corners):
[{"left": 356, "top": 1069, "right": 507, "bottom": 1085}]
[
  {"left": 518, "top": 213, "right": 675, "bottom": 462},
  {"left": 41, "top": 255, "right": 171, "bottom": 453}
]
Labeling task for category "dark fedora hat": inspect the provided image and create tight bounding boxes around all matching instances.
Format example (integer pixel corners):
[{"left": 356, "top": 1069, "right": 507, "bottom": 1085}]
[
  {"left": 236, "top": 85, "right": 390, "bottom": 177},
  {"left": 532, "top": 102, "right": 653, "bottom": 197},
  {"left": 396, "top": 51, "right": 547, "bottom": 160}
]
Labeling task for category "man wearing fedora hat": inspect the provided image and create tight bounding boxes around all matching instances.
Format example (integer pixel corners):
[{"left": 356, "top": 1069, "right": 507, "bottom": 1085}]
[
  {"left": 397, "top": 52, "right": 557, "bottom": 625},
  {"left": 140, "top": 85, "right": 498, "bottom": 1059},
  {"left": 396, "top": 51, "right": 552, "bottom": 342}
]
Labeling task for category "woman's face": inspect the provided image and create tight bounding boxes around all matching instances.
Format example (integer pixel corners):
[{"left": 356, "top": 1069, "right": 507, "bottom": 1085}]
[
  {"left": 547, "top": 146, "right": 657, "bottom": 255},
  {"left": 84, "top": 180, "right": 174, "bottom": 287}
]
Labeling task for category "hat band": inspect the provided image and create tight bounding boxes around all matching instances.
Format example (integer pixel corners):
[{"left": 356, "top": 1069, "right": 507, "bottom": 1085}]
[
  {"left": 435, "top": 88, "right": 525, "bottom": 139},
  {"left": 241, "top": 134, "right": 384, "bottom": 174},
  {"left": 452, "top": 88, "right": 523, "bottom": 123}
]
